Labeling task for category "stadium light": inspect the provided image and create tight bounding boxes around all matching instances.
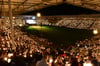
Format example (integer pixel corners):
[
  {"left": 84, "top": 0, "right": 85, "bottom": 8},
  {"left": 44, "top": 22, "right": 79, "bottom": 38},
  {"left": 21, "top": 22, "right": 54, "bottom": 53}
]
[
  {"left": 36, "top": 12, "right": 41, "bottom": 17},
  {"left": 93, "top": 29, "right": 98, "bottom": 35}
]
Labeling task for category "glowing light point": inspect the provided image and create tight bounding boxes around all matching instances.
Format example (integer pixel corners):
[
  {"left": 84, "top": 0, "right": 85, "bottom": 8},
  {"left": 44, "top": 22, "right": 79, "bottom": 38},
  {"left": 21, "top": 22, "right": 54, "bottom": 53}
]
[
  {"left": 8, "top": 53, "right": 13, "bottom": 57},
  {"left": 49, "top": 58, "right": 53, "bottom": 63},
  {"left": 23, "top": 55, "right": 27, "bottom": 58},
  {"left": 7, "top": 58, "right": 11, "bottom": 63},
  {"left": 83, "top": 62, "right": 93, "bottom": 66},
  {"left": 93, "top": 29, "right": 98, "bottom": 35},
  {"left": 36, "top": 12, "right": 41, "bottom": 17},
  {"left": 30, "top": 54, "right": 32, "bottom": 57},
  {"left": 4, "top": 57, "right": 8, "bottom": 61},
  {"left": 19, "top": 24, "right": 23, "bottom": 26}
]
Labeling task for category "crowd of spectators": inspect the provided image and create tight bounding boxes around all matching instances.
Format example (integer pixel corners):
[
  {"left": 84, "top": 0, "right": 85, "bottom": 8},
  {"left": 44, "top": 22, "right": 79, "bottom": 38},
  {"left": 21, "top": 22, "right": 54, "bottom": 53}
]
[
  {"left": 37, "top": 17, "right": 100, "bottom": 29},
  {"left": 55, "top": 18, "right": 100, "bottom": 29},
  {"left": 0, "top": 17, "right": 100, "bottom": 66}
]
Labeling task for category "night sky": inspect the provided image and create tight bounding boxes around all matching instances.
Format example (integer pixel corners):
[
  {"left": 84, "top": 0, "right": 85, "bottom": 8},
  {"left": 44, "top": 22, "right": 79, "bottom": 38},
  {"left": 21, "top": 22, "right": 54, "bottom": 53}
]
[{"left": 22, "top": 3, "right": 100, "bottom": 16}]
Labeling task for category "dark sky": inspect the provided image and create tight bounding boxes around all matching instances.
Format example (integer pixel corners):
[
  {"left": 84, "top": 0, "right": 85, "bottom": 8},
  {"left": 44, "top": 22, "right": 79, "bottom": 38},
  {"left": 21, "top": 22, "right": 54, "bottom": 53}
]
[{"left": 22, "top": 3, "right": 100, "bottom": 16}]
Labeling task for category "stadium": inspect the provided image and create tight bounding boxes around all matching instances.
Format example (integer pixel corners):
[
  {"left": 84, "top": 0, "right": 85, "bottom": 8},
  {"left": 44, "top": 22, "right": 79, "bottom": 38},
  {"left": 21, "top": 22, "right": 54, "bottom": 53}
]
[{"left": 0, "top": 0, "right": 100, "bottom": 66}]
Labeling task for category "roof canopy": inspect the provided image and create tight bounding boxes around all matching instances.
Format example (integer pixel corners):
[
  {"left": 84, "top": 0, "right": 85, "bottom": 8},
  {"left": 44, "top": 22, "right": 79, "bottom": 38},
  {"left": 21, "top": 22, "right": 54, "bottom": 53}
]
[
  {"left": 0, "top": 0, "right": 100, "bottom": 16},
  {"left": 22, "top": 3, "right": 100, "bottom": 15}
]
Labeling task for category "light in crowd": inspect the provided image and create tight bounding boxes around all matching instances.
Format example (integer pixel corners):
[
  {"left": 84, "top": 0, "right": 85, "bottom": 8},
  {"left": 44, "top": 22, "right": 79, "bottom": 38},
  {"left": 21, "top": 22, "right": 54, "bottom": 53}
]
[
  {"left": 93, "top": 29, "right": 98, "bottom": 35},
  {"left": 8, "top": 53, "right": 13, "bottom": 57},
  {"left": 66, "top": 61, "right": 69, "bottom": 64},
  {"left": 4, "top": 57, "right": 8, "bottom": 61},
  {"left": 65, "top": 61, "right": 71, "bottom": 66},
  {"left": 54, "top": 59, "right": 57, "bottom": 63},
  {"left": 49, "top": 58, "right": 53, "bottom": 63},
  {"left": 30, "top": 54, "right": 32, "bottom": 57},
  {"left": 3, "top": 48, "right": 7, "bottom": 50},
  {"left": 7, "top": 58, "right": 12, "bottom": 63},
  {"left": 77, "top": 44, "right": 80, "bottom": 47},
  {"left": 13, "top": 17, "right": 15, "bottom": 19},
  {"left": 36, "top": 12, "right": 41, "bottom": 17},
  {"left": 19, "top": 24, "right": 23, "bottom": 26},
  {"left": 83, "top": 62, "right": 93, "bottom": 66},
  {"left": 62, "top": 57, "right": 64, "bottom": 60},
  {"left": 19, "top": 53, "right": 22, "bottom": 56},
  {"left": 23, "top": 55, "right": 27, "bottom": 58}
]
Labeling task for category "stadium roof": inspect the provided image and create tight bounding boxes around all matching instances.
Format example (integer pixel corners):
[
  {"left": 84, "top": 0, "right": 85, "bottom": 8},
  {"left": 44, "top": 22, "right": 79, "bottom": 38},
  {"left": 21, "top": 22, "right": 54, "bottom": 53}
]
[
  {"left": 22, "top": 3, "right": 100, "bottom": 15},
  {"left": 0, "top": 0, "right": 100, "bottom": 16}
]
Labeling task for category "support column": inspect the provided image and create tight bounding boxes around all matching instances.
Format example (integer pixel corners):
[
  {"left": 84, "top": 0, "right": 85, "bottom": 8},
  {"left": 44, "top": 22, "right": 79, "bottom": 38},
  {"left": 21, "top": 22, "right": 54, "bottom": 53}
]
[{"left": 8, "top": 0, "right": 16, "bottom": 50}]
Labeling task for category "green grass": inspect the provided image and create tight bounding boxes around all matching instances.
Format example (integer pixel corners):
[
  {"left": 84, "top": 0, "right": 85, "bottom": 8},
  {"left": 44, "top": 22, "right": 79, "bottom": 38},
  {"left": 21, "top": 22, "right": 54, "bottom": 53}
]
[{"left": 21, "top": 25, "right": 94, "bottom": 46}]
